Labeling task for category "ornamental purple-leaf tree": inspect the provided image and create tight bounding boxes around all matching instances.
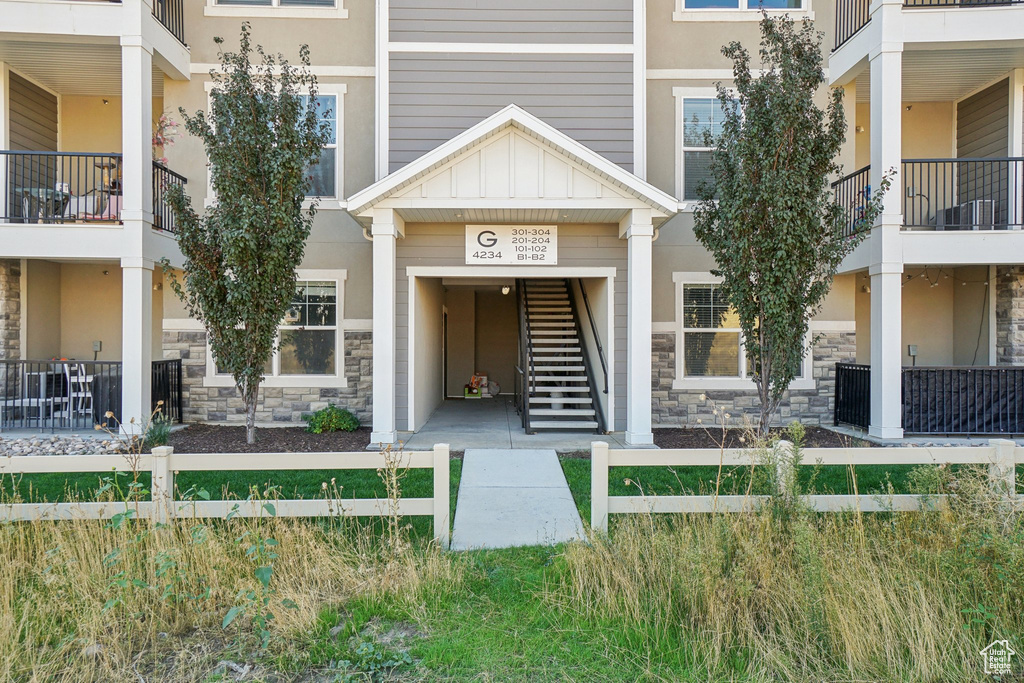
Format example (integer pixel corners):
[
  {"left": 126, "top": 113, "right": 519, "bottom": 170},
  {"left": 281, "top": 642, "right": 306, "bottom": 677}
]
[
  {"left": 164, "top": 24, "right": 330, "bottom": 444},
  {"left": 693, "top": 15, "right": 889, "bottom": 435}
]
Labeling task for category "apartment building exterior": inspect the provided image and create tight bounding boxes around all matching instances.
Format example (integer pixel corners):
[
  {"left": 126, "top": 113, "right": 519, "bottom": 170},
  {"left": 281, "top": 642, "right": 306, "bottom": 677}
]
[{"left": 1, "top": 0, "right": 1022, "bottom": 442}]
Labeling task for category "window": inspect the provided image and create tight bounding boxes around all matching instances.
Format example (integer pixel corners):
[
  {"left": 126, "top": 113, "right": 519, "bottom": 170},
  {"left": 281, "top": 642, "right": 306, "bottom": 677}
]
[
  {"left": 679, "top": 0, "right": 802, "bottom": 10},
  {"left": 673, "top": 273, "right": 811, "bottom": 390},
  {"left": 205, "top": 0, "right": 348, "bottom": 17},
  {"left": 681, "top": 97, "right": 729, "bottom": 201},
  {"left": 681, "top": 284, "right": 741, "bottom": 377},
  {"left": 207, "top": 271, "right": 346, "bottom": 388},
  {"left": 300, "top": 95, "right": 338, "bottom": 198},
  {"left": 216, "top": 0, "right": 333, "bottom": 5}
]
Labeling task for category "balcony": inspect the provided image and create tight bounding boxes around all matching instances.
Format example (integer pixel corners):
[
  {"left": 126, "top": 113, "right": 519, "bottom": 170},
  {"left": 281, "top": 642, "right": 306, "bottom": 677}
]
[
  {"left": 1, "top": 151, "right": 187, "bottom": 233},
  {"left": 833, "top": 158, "right": 1024, "bottom": 235},
  {"left": 835, "top": 0, "right": 1024, "bottom": 51}
]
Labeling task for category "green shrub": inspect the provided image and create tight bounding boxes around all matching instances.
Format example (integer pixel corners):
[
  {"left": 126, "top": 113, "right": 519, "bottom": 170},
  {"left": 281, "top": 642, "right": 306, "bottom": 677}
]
[
  {"left": 144, "top": 414, "right": 173, "bottom": 449},
  {"left": 304, "top": 404, "right": 360, "bottom": 434}
]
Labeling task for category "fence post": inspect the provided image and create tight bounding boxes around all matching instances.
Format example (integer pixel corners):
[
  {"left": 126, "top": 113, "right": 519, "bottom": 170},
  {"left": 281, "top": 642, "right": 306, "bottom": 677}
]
[
  {"left": 988, "top": 439, "right": 1016, "bottom": 499},
  {"left": 592, "top": 441, "right": 610, "bottom": 533},
  {"left": 776, "top": 440, "right": 796, "bottom": 501},
  {"left": 433, "top": 443, "right": 450, "bottom": 550},
  {"left": 150, "top": 445, "right": 174, "bottom": 524}
]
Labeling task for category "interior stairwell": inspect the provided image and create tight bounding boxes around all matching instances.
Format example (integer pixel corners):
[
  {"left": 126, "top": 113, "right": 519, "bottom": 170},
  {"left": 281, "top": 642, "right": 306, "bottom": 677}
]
[{"left": 516, "top": 278, "right": 606, "bottom": 433}]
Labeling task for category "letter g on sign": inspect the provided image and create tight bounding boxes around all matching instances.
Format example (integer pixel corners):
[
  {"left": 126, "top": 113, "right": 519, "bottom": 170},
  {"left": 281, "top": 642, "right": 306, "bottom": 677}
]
[{"left": 477, "top": 230, "right": 498, "bottom": 248}]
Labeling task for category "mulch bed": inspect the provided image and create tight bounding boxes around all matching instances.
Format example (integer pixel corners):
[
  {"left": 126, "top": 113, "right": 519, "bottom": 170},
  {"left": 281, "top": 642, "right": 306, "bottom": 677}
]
[
  {"left": 166, "top": 424, "right": 372, "bottom": 453},
  {"left": 653, "top": 426, "right": 873, "bottom": 449}
]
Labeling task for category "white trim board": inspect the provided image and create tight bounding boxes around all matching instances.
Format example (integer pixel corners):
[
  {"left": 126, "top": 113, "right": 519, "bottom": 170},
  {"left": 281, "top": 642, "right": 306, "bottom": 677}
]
[
  {"left": 191, "top": 64, "right": 372, "bottom": 77},
  {"left": 406, "top": 266, "right": 617, "bottom": 279},
  {"left": 388, "top": 42, "right": 634, "bottom": 54}
]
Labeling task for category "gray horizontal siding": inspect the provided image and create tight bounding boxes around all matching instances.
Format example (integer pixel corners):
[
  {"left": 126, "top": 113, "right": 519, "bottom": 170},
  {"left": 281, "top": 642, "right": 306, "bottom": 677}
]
[
  {"left": 394, "top": 224, "right": 627, "bottom": 432},
  {"left": 390, "top": 0, "right": 632, "bottom": 44},
  {"left": 957, "top": 79, "right": 1009, "bottom": 159},
  {"left": 8, "top": 73, "right": 58, "bottom": 153},
  {"left": 389, "top": 53, "right": 634, "bottom": 173}
]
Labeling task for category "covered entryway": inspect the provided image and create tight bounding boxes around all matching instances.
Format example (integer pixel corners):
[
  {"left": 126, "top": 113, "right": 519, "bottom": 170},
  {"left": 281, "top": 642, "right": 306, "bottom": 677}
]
[{"left": 346, "top": 105, "right": 678, "bottom": 446}]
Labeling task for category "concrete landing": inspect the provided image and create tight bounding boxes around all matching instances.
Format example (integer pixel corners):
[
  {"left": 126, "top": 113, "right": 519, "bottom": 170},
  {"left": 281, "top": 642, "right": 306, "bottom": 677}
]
[{"left": 450, "top": 449, "right": 585, "bottom": 550}]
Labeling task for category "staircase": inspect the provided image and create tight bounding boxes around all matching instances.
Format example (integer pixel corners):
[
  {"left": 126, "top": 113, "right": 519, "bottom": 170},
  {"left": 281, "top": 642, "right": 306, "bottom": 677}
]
[{"left": 517, "top": 278, "right": 603, "bottom": 433}]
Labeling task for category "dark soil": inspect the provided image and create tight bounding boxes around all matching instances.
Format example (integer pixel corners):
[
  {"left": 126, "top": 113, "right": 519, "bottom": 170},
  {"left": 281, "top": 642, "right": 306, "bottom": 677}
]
[
  {"left": 166, "top": 423, "right": 373, "bottom": 453},
  {"left": 653, "top": 426, "right": 874, "bottom": 449}
]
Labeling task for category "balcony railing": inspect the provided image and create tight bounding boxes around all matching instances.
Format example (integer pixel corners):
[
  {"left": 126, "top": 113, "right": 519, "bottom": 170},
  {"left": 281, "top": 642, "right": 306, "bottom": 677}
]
[
  {"left": 153, "top": 160, "right": 186, "bottom": 233},
  {"left": 834, "top": 362, "right": 1024, "bottom": 434},
  {"left": 832, "top": 165, "right": 873, "bottom": 238},
  {"left": 0, "top": 359, "right": 183, "bottom": 432},
  {"left": 2, "top": 151, "right": 187, "bottom": 232},
  {"left": 904, "top": 0, "right": 1024, "bottom": 7},
  {"left": 903, "top": 158, "right": 1024, "bottom": 230},
  {"left": 834, "top": 0, "right": 871, "bottom": 50},
  {"left": 2, "top": 151, "right": 124, "bottom": 224},
  {"left": 152, "top": 0, "right": 185, "bottom": 46}
]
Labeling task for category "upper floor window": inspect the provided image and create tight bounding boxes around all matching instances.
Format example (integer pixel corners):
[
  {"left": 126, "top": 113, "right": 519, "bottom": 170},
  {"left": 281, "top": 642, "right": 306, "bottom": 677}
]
[
  {"left": 205, "top": 0, "right": 348, "bottom": 18},
  {"left": 683, "top": 0, "right": 801, "bottom": 6},
  {"left": 300, "top": 94, "right": 338, "bottom": 199},
  {"left": 674, "top": 0, "right": 808, "bottom": 20},
  {"left": 680, "top": 96, "right": 731, "bottom": 201}
]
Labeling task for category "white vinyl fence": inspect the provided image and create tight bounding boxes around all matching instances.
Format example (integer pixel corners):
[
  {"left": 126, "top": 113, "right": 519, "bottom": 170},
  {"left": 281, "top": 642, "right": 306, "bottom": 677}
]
[
  {"left": 0, "top": 444, "right": 452, "bottom": 548},
  {"left": 590, "top": 440, "right": 1023, "bottom": 533}
]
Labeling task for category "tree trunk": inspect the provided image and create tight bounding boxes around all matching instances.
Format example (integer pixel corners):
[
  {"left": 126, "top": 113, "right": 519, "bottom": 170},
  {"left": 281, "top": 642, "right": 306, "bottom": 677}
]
[{"left": 243, "top": 380, "right": 260, "bottom": 444}]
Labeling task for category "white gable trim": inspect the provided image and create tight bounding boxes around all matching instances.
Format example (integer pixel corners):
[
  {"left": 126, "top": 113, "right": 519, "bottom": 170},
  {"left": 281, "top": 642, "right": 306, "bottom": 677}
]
[{"left": 347, "top": 104, "right": 678, "bottom": 219}]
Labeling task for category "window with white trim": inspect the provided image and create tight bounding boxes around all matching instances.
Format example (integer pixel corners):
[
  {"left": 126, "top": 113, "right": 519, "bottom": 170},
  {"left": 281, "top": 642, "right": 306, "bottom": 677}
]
[
  {"left": 679, "top": 0, "right": 803, "bottom": 9},
  {"left": 205, "top": 0, "right": 348, "bottom": 17},
  {"left": 680, "top": 97, "right": 729, "bottom": 201},
  {"left": 208, "top": 271, "right": 346, "bottom": 387},
  {"left": 300, "top": 94, "right": 338, "bottom": 199}
]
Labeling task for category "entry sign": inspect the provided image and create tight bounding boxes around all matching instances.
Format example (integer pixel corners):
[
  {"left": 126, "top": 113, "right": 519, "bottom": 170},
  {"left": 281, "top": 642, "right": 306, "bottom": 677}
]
[{"left": 465, "top": 225, "right": 558, "bottom": 265}]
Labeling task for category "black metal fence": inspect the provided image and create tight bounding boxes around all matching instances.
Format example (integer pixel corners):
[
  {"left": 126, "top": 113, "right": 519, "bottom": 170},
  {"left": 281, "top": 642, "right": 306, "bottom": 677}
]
[
  {"left": 152, "top": 359, "right": 183, "bottom": 424},
  {"left": 903, "top": 158, "right": 1024, "bottom": 231},
  {"left": 835, "top": 0, "right": 871, "bottom": 50},
  {"left": 905, "top": 0, "right": 1024, "bottom": 6},
  {"left": 834, "top": 362, "right": 871, "bottom": 430},
  {"left": 903, "top": 366, "right": 1024, "bottom": 434},
  {"left": 152, "top": 0, "right": 186, "bottom": 46},
  {"left": 0, "top": 361, "right": 123, "bottom": 432},
  {"left": 832, "top": 165, "right": 874, "bottom": 238},
  {"left": 153, "top": 161, "right": 187, "bottom": 233},
  {"left": 2, "top": 151, "right": 124, "bottom": 224}
]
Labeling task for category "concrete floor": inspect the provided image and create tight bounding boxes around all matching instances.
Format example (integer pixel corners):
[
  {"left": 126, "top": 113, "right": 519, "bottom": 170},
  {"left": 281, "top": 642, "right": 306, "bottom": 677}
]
[{"left": 400, "top": 397, "right": 628, "bottom": 451}]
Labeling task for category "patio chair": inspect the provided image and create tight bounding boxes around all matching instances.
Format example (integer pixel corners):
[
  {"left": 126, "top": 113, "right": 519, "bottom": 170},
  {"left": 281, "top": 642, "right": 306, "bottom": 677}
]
[
  {"left": 82, "top": 193, "right": 122, "bottom": 222},
  {"left": 53, "top": 363, "right": 94, "bottom": 430}
]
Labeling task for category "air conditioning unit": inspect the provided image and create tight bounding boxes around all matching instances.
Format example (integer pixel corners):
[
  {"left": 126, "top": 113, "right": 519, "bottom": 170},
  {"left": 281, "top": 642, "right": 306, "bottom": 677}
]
[{"left": 937, "top": 199, "right": 996, "bottom": 230}]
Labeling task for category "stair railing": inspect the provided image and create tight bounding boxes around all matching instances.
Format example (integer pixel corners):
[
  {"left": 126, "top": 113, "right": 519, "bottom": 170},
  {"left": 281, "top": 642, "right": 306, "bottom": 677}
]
[
  {"left": 577, "top": 278, "right": 609, "bottom": 395},
  {"left": 568, "top": 279, "right": 608, "bottom": 434},
  {"left": 514, "top": 279, "right": 532, "bottom": 430}
]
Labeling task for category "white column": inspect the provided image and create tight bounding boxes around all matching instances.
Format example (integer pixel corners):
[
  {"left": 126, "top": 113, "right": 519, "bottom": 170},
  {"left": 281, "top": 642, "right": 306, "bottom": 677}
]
[
  {"left": 121, "top": 258, "right": 154, "bottom": 435},
  {"left": 0, "top": 63, "right": 9, "bottom": 220},
  {"left": 371, "top": 208, "right": 403, "bottom": 444},
  {"left": 867, "top": 3, "right": 904, "bottom": 439},
  {"left": 1008, "top": 69, "right": 1023, "bottom": 228},
  {"left": 120, "top": 38, "right": 154, "bottom": 234},
  {"left": 622, "top": 209, "right": 654, "bottom": 446}
]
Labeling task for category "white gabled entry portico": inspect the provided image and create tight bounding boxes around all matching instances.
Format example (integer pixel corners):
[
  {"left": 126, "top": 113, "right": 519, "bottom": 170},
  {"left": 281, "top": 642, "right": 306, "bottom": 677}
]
[{"left": 347, "top": 105, "right": 676, "bottom": 446}]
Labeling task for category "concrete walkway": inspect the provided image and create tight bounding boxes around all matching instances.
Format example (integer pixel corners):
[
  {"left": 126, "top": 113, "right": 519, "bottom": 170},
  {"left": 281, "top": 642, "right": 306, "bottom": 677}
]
[
  {"left": 401, "top": 397, "right": 629, "bottom": 451},
  {"left": 450, "top": 449, "right": 585, "bottom": 550}
]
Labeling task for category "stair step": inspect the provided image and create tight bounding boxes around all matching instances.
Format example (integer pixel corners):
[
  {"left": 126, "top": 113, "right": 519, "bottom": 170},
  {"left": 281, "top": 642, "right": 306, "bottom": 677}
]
[
  {"left": 531, "top": 386, "right": 590, "bottom": 391},
  {"left": 531, "top": 347, "right": 581, "bottom": 354},
  {"left": 530, "top": 330, "right": 578, "bottom": 336},
  {"left": 529, "top": 397, "right": 593, "bottom": 404},
  {"left": 532, "top": 365, "right": 585, "bottom": 371},
  {"left": 530, "top": 356, "right": 583, "bottom": 362},
  {"left": 530, "top": 408, "right": 596, "bottom": 417},
  {"left": 529, "top": 322, "right": 576, "bottom": 328},
  {"left": 528, "top": 314, "right": 573, "bottom": 319},
  {"left": 529, "top": 420, "right": 599, "bottom": 430},
  {"left": 531, "top": 340, "right": 579, "bottom": 345}
]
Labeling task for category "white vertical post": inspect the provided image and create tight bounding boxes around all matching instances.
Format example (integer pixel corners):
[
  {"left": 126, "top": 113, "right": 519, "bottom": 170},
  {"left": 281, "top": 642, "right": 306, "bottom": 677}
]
[
  {"left": 591, "top": 440, "right": 610, "bottom": 533},
  {"left": 988, "top": 439, "right": 1017, "bottom": 499},
  {"left": 120, "top": 39, "right": 154, "bottom": 229},
  {"left": 371, "top": 208, "right": 403, "bottom": 444},
  {"left": 1008, "top": 69, "right": 1024, "bottom": 229},
  {"left": 776, "top": 440, "right": 795, "bottom": 501},
  {"left": 867, "top": 6, "right": 904, "bottom": 440},
  {"left": 0, "top": 63, "right": 9, "bottom": 220},
  {"left": 150, "top": 445, "right": 174, "bottom": 523},
  {"left": 121, "top": 258, "right": 154, "bottom": 435},
  {"left": 433, "top": 442, "right": 450, "bottom": 549},
  {"left": 622, "top": 209, "right": 654, "bottom": 446}
]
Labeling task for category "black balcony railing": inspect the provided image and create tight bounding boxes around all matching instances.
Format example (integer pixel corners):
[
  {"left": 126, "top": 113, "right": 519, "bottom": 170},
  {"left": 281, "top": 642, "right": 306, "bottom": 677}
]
[
  {"left": 153, "top": 161, "right": 186, "bottom": 233},
  {"left": 904, "top": 0, "right": 1024, "bottom": 7},
  {"left": 903, "top": 158, "right": 1024, "bottom": 231},
  {"left": 834, "top": 363, "right": 1024, "bottom": 434},
  {"left": 832, "top": 165, "right": 873, "bottom": 238},
  {"left": 2, "top": 151, "right": 124, "bottom": 224},
  {"left": 835, "top": 0, "right": 871, "bottom": 50},
  {"left": 152, "top": 0, "right": 186, "bottom": 46},
  {"left": 0, "top": 359, "right": 184, "bottom": 432}
]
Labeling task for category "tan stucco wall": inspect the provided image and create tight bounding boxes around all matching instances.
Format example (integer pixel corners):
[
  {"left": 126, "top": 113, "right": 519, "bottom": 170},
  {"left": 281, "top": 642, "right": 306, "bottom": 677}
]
[
  {"left": 24, "top": 260, "right": 61, "bottom": 360},
  {"left": 445, "top": 288, "right": 475, "bottom": 397},
  {"left": 412, "top": 276, "right": 444, "bottom": 430},
  {"left": 59, "top": 96, "right": 164, "bottom": 153},
  {"left": 475, "top": 288, "right": 517, "bottom": 394},
  {"left": 854, "top": 101, "right": 955, "bottom": 169},
  {"left": 952, "top": 265, "right": 992, "bottom": 365}
]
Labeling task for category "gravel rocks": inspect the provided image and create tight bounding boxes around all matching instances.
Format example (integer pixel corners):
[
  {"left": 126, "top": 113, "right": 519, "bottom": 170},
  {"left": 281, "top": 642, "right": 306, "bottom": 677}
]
[{"left": 0, "top": 434, "right": 122, "bottom": 456}]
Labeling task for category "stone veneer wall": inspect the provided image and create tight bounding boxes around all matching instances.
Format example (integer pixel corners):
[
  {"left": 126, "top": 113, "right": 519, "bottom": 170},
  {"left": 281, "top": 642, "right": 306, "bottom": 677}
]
[
  {"left": 652, "top": 329, "right": 856, "bottom": 427},
  {"left": 0, "top": 260, "right": 21, "bottom": 361},
  {"left": 996, "top": 266, "right": 1024, "bottom": 366},
  {"left": 162, "top": 329, "right": 372, "bottom": 425}
]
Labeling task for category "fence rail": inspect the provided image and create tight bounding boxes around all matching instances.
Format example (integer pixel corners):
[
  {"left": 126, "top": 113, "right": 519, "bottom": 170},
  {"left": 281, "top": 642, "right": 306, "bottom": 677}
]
[
  {"left": 590, "top": 440, "right": 1020, "bottom": 531},
  {"left": 152, "top": 0, "right": 185, "bottom": 45},
  {"left": 0, "top": 445, "right": 452, "bottom": 548},
  {"left": 834, "top": 0, "right": 871, "bottom": 50},
  {"left": 153, "top": 161, "right": 186, "bottom": 233},
  {"left": 904, "top": 0, "right": 1024, "bottom": 6},
  {"left": 832, "top": 165, "right": 873, "bottom": 237},
  {"left": 903, "top": 158, "right": 1024, "bottom": 231}
]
